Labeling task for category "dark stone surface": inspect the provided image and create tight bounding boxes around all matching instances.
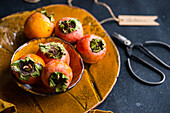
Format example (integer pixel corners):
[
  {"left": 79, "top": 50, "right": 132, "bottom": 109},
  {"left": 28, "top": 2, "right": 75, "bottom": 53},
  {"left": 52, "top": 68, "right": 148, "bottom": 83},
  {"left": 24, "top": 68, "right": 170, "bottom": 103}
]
[{"left": 0, "top": 0, "right": 169, "bottom": 113}]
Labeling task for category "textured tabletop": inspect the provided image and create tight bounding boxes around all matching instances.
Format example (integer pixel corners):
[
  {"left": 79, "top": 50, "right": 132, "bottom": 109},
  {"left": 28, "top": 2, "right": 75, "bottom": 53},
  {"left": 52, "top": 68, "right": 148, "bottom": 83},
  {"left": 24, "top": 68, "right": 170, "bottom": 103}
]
[{"left": 0, "top": 0, "right": 170, "bottom": 113}]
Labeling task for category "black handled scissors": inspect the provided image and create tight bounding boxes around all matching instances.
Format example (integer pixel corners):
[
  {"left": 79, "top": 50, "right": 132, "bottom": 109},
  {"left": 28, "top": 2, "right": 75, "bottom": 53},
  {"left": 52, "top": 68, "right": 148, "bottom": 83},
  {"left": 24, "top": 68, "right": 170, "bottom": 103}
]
[{"left": 113, "top": 32, "right": 170, "bottom": 85}]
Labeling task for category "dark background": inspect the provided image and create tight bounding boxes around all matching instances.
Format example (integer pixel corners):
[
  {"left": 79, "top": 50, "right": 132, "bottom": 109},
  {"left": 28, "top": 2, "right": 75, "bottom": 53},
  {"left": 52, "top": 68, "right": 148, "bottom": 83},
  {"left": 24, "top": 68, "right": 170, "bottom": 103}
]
[{"left": 0, "top": 0, "right": 169, "bottom": 113}]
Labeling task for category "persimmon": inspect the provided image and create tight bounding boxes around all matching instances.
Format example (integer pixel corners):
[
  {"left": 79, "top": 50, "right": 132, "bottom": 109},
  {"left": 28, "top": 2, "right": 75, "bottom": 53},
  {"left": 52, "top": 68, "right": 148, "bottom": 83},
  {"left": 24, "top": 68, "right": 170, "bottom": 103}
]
[
  {"left": 76, "top": 34, "right": 106, "bottom": 63},
  {"left": 24, "top": 9, "right": 54, "bottom": 39},
  {"left": 11, "top": 54, "right": 45, "bottom": 84},
  {"left": 36, "top": 42, "right": 70, "bottom": 64},
  {"left": 41, "top": 60, "right": 73, "bottom": 92},
  {"left": 55, "top": 17, "right": 83, "bottom": 44}
]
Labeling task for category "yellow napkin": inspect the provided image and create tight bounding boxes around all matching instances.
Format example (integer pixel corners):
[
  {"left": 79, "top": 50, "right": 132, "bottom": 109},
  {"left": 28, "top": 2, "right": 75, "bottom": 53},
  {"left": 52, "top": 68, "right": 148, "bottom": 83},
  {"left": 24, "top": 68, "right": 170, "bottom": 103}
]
[
  {"left": 89, "top": 109, "right": 113, "bottom": 113},
  {"left": 0, "top": 99, "right": 17, "bottom": 113},
  {"left": 0, "top": 99, "right": 112, "bottom": 113}
]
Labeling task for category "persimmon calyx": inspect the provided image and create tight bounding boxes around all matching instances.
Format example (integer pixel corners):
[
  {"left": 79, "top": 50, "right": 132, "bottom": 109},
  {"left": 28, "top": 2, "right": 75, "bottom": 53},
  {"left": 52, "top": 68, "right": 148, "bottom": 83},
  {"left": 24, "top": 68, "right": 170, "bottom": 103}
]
[
  {"left": 49, "top": 72, "right": 69, "bottom": 92},
  {"left": 40, "top": 9, "right": 47, "bottom": 16},
  {"left": 40, "top": 9, "right": 54, "bottom": 22},
  {"left": 59, "top": 18, "right": 81, "bottom": 34},
  {"left": 90, "top": 39, "right": 106, "bottom": 53},
  {"left": 11, "top": 57, "right": 42, "bottom": 81},
  {"left": 39, "top": 42, "right": 66, "bottom": 59}
]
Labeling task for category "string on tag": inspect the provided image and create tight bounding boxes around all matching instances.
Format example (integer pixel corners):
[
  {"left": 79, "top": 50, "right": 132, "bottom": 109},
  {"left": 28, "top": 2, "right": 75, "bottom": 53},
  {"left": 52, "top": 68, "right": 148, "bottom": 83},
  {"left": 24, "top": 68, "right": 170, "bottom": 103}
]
[
  {"left": 94, "top": 0, "right": 119, "bottom": 24},
  {"left": 68, "top": 0, "right": 118, "bottom": 24},
  {"left": 67, "top": 0, "right": 159, "bottom": 26}
]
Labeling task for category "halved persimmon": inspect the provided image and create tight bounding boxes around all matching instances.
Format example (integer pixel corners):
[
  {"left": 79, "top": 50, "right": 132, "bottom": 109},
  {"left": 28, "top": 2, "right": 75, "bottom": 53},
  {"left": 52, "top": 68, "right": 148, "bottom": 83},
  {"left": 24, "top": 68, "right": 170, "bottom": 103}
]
[{"left": 11, "top": 54, "right": 45, "bottom": 84}]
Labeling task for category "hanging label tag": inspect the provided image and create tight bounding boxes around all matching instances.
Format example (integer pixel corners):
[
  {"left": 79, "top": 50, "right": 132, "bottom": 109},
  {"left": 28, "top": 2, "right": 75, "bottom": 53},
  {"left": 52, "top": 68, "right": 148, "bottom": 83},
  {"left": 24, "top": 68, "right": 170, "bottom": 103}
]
[{"left": 118, "top": 15, "right": 159, "bottom": 26}]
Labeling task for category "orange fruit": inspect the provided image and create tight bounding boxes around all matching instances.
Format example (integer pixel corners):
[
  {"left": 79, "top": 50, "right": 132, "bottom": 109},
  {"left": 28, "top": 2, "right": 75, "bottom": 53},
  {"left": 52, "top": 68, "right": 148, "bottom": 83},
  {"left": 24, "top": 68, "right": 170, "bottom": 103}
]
[
  {"left": 41, "top": 60, "right": 73, "bottom": 92},
  {"left": 76, "top": 34, "right": 106, "bottom": 63},
  {"left": 55, "top": 17, "right": 83, "bottom": 44},
  {"left": 24, "top": 11, "right": 54, "bottom": 39},
  {"left": 36, "top": 42, "right": 70, "bottom": 65},
  {"left": 11, "top": 54, "right": 45, "bottom": 84}
]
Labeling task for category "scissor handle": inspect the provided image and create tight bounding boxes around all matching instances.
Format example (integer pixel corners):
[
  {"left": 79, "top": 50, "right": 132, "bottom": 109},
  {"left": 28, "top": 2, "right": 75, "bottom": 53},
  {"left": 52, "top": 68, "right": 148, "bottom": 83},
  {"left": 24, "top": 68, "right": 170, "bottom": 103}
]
[
  {"left": 144, "top": 40, "right": 170, "bottom": 48},
  {"left": 127, "top": 56, "right": 165, "bottom": 85},
  {"left": 126, "top": 42, "right": 169, "bottom": 85},
  {"left": 143, "top": 41, "right": 170, "bottom": 69}
]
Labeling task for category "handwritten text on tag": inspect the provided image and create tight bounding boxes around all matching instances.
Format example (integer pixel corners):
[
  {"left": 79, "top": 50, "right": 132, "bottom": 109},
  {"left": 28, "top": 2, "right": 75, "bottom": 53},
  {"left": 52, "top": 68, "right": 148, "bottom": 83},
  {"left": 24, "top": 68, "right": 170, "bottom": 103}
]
[{"left": 118, "top": 15, "right": 159, "bottom": 26}]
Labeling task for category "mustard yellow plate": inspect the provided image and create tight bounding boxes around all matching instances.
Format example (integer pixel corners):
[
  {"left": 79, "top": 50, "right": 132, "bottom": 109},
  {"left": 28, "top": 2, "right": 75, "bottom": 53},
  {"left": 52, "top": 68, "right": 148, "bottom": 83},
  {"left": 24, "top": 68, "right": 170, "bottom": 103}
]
[{"left": 0, "top": 4, "right": 120, "bottom": 113}]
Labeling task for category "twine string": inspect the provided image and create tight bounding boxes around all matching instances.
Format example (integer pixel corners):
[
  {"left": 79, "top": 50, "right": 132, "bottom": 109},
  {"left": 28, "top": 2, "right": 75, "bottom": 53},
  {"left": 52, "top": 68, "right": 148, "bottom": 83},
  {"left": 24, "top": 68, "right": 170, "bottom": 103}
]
[
  {"left": 94, "top": 0, "right": 119, "bottom": 24},
  {"left": 67, "top": 0, "right": 119, "bottom": 24},
  {"left": 68, "top": 0, "right": 73, "bottom": 7}
]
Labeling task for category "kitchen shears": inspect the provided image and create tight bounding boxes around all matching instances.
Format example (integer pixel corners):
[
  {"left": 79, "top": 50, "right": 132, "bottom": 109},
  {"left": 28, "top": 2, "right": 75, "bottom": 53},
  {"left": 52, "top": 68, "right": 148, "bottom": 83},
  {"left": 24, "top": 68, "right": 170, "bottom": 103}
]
[{"left": 113, "top": 32, "right": 170, "bottom": 85}]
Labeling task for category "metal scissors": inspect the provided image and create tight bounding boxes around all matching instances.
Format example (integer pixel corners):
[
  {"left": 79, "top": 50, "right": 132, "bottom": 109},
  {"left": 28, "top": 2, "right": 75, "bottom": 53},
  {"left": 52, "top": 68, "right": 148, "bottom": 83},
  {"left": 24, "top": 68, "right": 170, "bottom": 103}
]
[{"left": 113, "top": 32, "right": 170, "bottom": 85}]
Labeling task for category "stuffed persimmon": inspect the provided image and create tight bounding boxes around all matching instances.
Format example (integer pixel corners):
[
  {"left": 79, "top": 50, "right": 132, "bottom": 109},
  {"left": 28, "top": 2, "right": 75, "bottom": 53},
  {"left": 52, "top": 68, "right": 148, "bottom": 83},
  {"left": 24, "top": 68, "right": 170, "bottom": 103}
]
[
  {"left": 41, "top": 60, "right": 73, "bottom": 92},
  {"left": 76, "top": 34, "right": 106, "bottom": 63},
  {"left": 55, "top": 17, "right": 83, "bottom": 44},
  {"left": 24, "top": 9, "right": 54, "bottom": 39},
  {"left": 11, "top": 54, "right": 45, "bottom": 84},
  {"left": 36, "top": 42, "right": 70, "bottom": 64}
]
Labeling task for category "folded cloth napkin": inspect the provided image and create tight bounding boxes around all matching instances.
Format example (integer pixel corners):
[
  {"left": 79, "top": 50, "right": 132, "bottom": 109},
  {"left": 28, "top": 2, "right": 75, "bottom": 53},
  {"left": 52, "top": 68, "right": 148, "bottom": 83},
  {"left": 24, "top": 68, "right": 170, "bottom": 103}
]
[
  {"left": 0, "top": 99, "right": 17, "bottom": 113},
  {"left": 0, "top": 99, "right": 112, "bottom": 113},
  {"left": 88, "top": 109, "right": 113, "bottom": 113}
]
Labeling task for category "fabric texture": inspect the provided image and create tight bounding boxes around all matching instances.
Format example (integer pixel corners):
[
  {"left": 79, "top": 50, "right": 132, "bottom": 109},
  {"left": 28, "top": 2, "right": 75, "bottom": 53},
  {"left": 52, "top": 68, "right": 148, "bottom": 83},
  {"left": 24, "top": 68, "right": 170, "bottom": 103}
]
[{"left": 0, "top": 99, "right": 17, "bottom": 113}]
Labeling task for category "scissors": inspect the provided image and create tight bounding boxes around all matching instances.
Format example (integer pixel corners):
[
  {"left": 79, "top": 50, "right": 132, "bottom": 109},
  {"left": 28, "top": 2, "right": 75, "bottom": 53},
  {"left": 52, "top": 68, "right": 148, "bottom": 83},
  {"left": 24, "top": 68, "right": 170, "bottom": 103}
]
[{"left": 113, "top": 32, "right": 170, "bottom": 85}]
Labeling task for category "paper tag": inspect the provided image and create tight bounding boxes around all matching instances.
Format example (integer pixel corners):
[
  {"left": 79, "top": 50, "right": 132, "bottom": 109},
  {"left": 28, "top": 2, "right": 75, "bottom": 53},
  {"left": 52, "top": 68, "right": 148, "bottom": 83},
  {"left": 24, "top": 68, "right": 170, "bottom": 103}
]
[{"left": 118, "top": 15, "right": 159, "bottom": 26}]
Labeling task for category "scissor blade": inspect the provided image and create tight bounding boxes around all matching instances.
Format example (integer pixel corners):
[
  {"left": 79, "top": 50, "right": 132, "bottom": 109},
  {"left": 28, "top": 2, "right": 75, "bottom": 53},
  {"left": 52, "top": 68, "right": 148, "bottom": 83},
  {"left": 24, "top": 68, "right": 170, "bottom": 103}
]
[{"left": 112, "top": 32, "right": 131, "bottom": 46}]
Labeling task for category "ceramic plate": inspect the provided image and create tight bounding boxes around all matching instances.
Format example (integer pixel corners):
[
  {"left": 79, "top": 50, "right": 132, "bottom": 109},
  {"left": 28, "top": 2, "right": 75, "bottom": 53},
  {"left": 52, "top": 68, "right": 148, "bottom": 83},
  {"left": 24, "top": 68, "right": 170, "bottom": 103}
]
[{"left": 0, "top": 4, "right": 120, "bottom": 113}]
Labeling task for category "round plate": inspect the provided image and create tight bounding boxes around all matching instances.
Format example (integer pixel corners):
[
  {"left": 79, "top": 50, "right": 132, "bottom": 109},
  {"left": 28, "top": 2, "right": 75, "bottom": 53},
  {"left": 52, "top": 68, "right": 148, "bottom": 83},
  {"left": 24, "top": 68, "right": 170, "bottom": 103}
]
[{"left": 0, "top": 4, "right": 120, "bottom": 113}]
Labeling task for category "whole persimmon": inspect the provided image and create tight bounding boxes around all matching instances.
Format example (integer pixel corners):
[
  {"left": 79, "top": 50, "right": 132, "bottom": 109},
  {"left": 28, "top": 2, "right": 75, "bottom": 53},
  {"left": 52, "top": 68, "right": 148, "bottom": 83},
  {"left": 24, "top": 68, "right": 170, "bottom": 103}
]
[
  {"left": 11, "top": 54, "right": 45, "bottom": 84},
  {"left": 55, "top": 17, "right": 83, "bottom": 44},
  {"left": 36, "top": 42, "right": 70, "bottom": 65},
  {"left": 24, "top": 9, "right": 54, "bottom": 39},
  {"left": 76, "top": 34, "right": 106, "bottom": 63},
  {"left": 41, "top": 60, "right": 73, "bottom": 92}
]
